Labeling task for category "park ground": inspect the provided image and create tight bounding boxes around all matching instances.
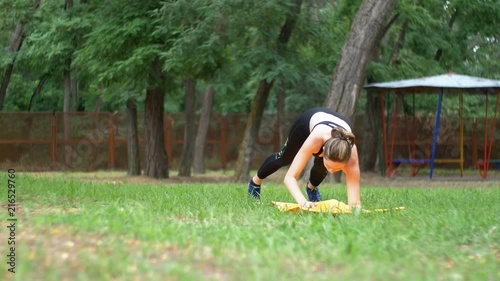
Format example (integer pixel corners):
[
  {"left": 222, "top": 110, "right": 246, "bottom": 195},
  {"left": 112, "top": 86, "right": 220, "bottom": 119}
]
[{"left": 1, "top": 168, "right": 499, "bottom": 281}]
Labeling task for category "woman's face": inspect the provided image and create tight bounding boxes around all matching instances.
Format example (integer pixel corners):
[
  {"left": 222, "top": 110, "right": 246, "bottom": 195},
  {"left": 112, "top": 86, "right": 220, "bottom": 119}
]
[{"left": 323, "top": 157, "right": 346, "bottom": 174}]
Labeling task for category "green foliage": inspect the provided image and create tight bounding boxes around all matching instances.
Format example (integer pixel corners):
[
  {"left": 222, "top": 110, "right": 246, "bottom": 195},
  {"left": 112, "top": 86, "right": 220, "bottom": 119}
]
[
  {"left": 0, "top": 0, "right": 35, "bottom": 27},
  {"left": 363, "top": 0, "right": 500, "bottom": 116},
  {"left": 282, "top": 0, "right": 361, "bottom": 113},
  {"left": 74, "top": 0, "right": 164, "bottom": 92},
  {"left": 2, "top": 73, "right": 37, "bottom": 110},
  {"left": 156, "top": 0, "right": 225, "bottom": 77},
  {"left": 0, "top": 0, "right": 499, "bottom": 114}
]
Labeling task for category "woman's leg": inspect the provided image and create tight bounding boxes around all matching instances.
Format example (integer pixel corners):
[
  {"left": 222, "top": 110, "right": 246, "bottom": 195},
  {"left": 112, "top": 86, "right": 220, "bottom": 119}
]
[
  {"left": 309, "top": 156, "right": 328, "bottom": 187},
  {"left": 255, "top": 143, "right": 295, "bottom": 180},
  {"left": 306, "top": 156, "right": 327, "bottom": 201},
  {"left": 249, "top": 146, "right": 295, "bottom": 198},
  {"left": 249, "top": 109, "right": 312, "bottom": 198}
]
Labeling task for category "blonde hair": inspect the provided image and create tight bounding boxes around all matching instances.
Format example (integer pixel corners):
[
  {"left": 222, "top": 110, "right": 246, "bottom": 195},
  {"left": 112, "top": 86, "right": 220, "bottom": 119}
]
[{"left": 323, "top": 127, "right": 355, "bottom": 163}]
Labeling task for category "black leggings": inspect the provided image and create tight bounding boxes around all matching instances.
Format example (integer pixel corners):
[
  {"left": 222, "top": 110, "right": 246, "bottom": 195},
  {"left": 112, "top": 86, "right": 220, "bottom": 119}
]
[{"left": 256, "top": 108, "right": 343, "bottom": 187}]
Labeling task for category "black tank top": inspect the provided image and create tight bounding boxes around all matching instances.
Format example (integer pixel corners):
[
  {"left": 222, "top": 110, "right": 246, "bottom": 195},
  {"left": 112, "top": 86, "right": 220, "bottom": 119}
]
[{"left": 312, "top": 120, "right": 348, "bottom": 131}]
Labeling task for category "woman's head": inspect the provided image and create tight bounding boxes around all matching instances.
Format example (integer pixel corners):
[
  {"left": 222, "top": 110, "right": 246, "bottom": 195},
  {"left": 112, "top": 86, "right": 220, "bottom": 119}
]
[{"left": 323, "top": 127, "right": 355, "bottom": 163}]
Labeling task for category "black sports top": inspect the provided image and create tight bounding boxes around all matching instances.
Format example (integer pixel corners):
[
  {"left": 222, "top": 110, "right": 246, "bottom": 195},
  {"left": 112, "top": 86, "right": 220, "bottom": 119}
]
[{"left": 311, "top": 120, "right": 348, "bottom": 132}]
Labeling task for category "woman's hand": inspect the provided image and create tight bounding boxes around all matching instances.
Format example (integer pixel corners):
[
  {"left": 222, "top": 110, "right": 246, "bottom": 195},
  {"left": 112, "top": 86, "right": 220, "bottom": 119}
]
[{"left": 301, "top": 201, "right": 316, "bottom": 209}]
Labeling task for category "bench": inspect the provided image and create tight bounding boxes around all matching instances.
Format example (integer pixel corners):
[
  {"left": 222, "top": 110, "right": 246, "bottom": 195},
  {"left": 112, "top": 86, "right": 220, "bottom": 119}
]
[
  {"left": 476, "top": 159, "right": 500, "bottom": 178},
  {"left": 388, "top": 158, "right": 430, "bottom": 177},
  {"left": 389, "top": 158, "right": 464, "bottom": 178}
]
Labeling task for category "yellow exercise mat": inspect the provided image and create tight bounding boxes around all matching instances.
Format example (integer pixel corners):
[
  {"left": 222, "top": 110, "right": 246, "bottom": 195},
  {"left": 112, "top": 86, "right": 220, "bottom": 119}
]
[{"left": 271, "top": 199, "right": 405, "bottom": 215}]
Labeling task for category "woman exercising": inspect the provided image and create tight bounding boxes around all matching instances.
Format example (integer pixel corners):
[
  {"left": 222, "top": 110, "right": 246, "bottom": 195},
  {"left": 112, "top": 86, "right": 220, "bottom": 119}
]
[{"left": 248, "top": 107, "right": 361, "bottom": 210}]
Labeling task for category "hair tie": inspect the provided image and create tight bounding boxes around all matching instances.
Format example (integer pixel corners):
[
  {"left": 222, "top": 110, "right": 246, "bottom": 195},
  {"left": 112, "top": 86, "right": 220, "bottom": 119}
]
[
  {"left": 331, "top": 128, "right": 354, "bottom": 147},
  {"left": 336, "top": 135, "right": 354, "bottom": 147}
]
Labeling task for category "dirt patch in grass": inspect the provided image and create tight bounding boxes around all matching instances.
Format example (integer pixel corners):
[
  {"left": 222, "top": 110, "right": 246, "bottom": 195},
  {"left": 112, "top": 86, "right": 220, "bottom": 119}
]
[{"left": 26, "top": 169, "right": 500, "bottom": 188}]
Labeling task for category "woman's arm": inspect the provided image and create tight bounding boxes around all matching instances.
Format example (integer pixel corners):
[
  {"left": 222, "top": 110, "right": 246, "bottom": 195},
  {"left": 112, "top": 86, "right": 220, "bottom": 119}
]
[
  {"left": 283, "top": 135, "right": 323, "bottom": 207},
  {"left": 343, "top": 145, "right": 361, "bottom": 208}
]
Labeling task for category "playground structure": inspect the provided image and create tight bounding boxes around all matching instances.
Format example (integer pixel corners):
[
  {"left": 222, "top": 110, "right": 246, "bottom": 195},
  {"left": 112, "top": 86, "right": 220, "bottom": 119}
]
[{"left": 364, "top": 73, "right": 500, "bottom": 179}]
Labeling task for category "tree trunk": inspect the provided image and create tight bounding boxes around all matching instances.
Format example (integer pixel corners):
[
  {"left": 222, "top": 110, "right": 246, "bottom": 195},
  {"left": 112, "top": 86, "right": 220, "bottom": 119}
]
[
  {"left": 126, "top": 98, "right": 141, "bottom": 176},
  {"left": 435, "top": 9, "right": 459, "bottom": 62},
  {"left": 358, "top": 11, "right": 401, "bottom": 172},
  {"left": 0, "top": 24, "right": 24, "bottom": 110},
  {"left": 65, "top": 0, "right": 73, "bottom": 9},
  {"left": 178, "top": 77, "right": 196, "bottom": 177},
  {"left": 63, "top": 58, "right": 73, "bottom": 169},
  {"left": 0, "top": 64, "right": 16, "bottom": 110},
  {"left": 277, "top": 81, "right": 286, "bottom": 145},
  {"left": 359, "top": 12, "right": 404, "bottom": 172},
  {"left": 28, "top": 73, "right": 49, "bottom": 111},
  {"left": 62, "top": 0, "right": 74, "bottom": 169},
  {"left": 144, "top": 87, "right": 168, "bottom": 178},
  {"left": 388, "top": 20, "right": 407, "bottom": 66},
  {"left": 71, "top": 67, "right": 79, "bottom": 111},
  {"left": 234, "top": 80, "right": 275, "bottom": 182},
  {"left": 360, "top": 96, "right": 378, "bottom": 172},
  {"left": 193, "top": 87, "right": 215, "bottom": 174},
  {"left": 325, "top": 0, "right": 397, "bottom": 121},
  {"left": 95, "top": 95, "right": 102, "bottom": 112},
  {"left": 234, "top": 0, "right": 303, "bottom": 182},
  {"left": 0, "top": 0, "right": 41, "bottom": 110}
]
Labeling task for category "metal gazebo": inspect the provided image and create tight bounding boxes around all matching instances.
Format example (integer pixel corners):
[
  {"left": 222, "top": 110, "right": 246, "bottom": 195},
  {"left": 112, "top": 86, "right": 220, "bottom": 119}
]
[{"left": 364, "top": 73, "right": 500, "bottom": 179}]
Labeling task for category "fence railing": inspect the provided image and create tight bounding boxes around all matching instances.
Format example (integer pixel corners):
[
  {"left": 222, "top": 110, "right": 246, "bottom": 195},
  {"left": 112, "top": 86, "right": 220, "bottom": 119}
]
[
  {"left": 0, "top": 111, "right": 498, "bottom": 172},
  {"left": 0, "top": 112, "right": 285, "bottom": 171}
]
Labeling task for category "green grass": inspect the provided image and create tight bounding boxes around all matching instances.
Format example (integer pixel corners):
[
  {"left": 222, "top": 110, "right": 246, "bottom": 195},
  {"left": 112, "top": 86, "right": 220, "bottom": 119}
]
[{"left": 2, "top": 173, "right": 499, "bottom": 281}]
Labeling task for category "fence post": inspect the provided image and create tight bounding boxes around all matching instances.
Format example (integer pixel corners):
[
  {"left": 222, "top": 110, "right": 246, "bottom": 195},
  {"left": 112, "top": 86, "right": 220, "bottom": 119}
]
[
  {"left": 51, "top": 113, "right": 57, "bottom": 168},
  {"left": 108, "top": 113, "right": 115, "bottom": 169},
  {"left": 220, "top": 117, "right": 227, "bottom": 169},
  {"left": 472, "top": 118, "right": 477, "bottom": 168}
]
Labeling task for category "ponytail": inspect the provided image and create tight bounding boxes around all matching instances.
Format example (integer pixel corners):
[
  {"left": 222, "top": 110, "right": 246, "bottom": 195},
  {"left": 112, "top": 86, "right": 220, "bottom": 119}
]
[{"left": 324, "top": 128, "right": 355, "bottom": 163}]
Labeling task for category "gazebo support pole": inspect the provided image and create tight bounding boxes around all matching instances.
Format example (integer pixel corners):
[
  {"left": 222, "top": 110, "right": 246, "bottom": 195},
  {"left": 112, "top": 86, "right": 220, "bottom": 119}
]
[
  {"left": 389, "top": 93, "right": 400, "bottom": 176},
  {"left": 412, "top": 92, "right": 416, "bottom": 158},
  {"left": 484, "top": 90, "right": 500, "bottom": 179},
  {"left": 380, "top": 91, "right": 388, "bottom": 177},
  {"left": 459, "top": 90, "right": 464, "bottom": 177},
  {"left": 484, "top": 93, "right": 489, "bottom": 178},
  {"left": 430, "top": 88, "right": 444, "bottom": 179},
  {"left": 368, "top": 93, "right": 385, "bottom": 176}
]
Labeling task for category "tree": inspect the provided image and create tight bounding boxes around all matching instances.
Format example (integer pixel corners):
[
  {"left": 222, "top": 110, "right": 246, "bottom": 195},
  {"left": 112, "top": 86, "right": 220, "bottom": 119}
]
[
  {"left": 178, "top": 77, "right": 196, "bottom": 176},
  {"left": 325, "top": 0, "right": 398, "bottom": 120},
  {"left": 0, "top": 0, "right": 41, "bottom": 110},
  {"left": 322, "top": 0, "right": 397, "bottom": 181},
  {"left": 360, "top": 0, "right": 500, "bottom": 171},
  {"left": 2, "top": 0, "right": 499, "bottom": 175},
  {"left": 156, "top": 0, "right": 227, "bottom": 177},
  {"left": 63, "top": 0, "right": 74, "bottom": 169},
  {"left": 144, "top": 80, "right": 168, "bottom": 178},
  {"left": 234, "top": 0, "right": 304, "bottom": 182},
  {"left": 193, "top": 86, "right": 215, "bottom": 174},
  {"left": 0, "top": 23, "right": 24, "bottom": 110},
  {"left": 73, "top": 0, "right": 170, "bottom": 178},
  {"left": 126, "top": 97, "right": 141, "bottom": 176}
]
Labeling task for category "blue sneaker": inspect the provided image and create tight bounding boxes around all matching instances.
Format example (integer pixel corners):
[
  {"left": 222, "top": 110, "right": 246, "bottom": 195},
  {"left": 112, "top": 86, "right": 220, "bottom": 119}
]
[
  {"left": 306, "top": 185, "right": 322, "bottom": 202},
  {"left": 248, "top": 180, "right": 261, "bottom": 199}
]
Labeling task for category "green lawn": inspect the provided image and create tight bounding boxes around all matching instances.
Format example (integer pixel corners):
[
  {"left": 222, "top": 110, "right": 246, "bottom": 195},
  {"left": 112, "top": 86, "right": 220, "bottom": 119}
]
[{"left": 2, "top": 173, "right": 499, "bottom": 281}]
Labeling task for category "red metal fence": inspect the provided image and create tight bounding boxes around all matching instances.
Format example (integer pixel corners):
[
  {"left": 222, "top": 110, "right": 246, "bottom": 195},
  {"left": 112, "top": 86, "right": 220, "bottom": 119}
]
[
  {"left": 0, "top": 112, "right": 498, "bottom": 172},
  {"left": 0, "top": 112, "right": 287, "bottom": 171}
]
